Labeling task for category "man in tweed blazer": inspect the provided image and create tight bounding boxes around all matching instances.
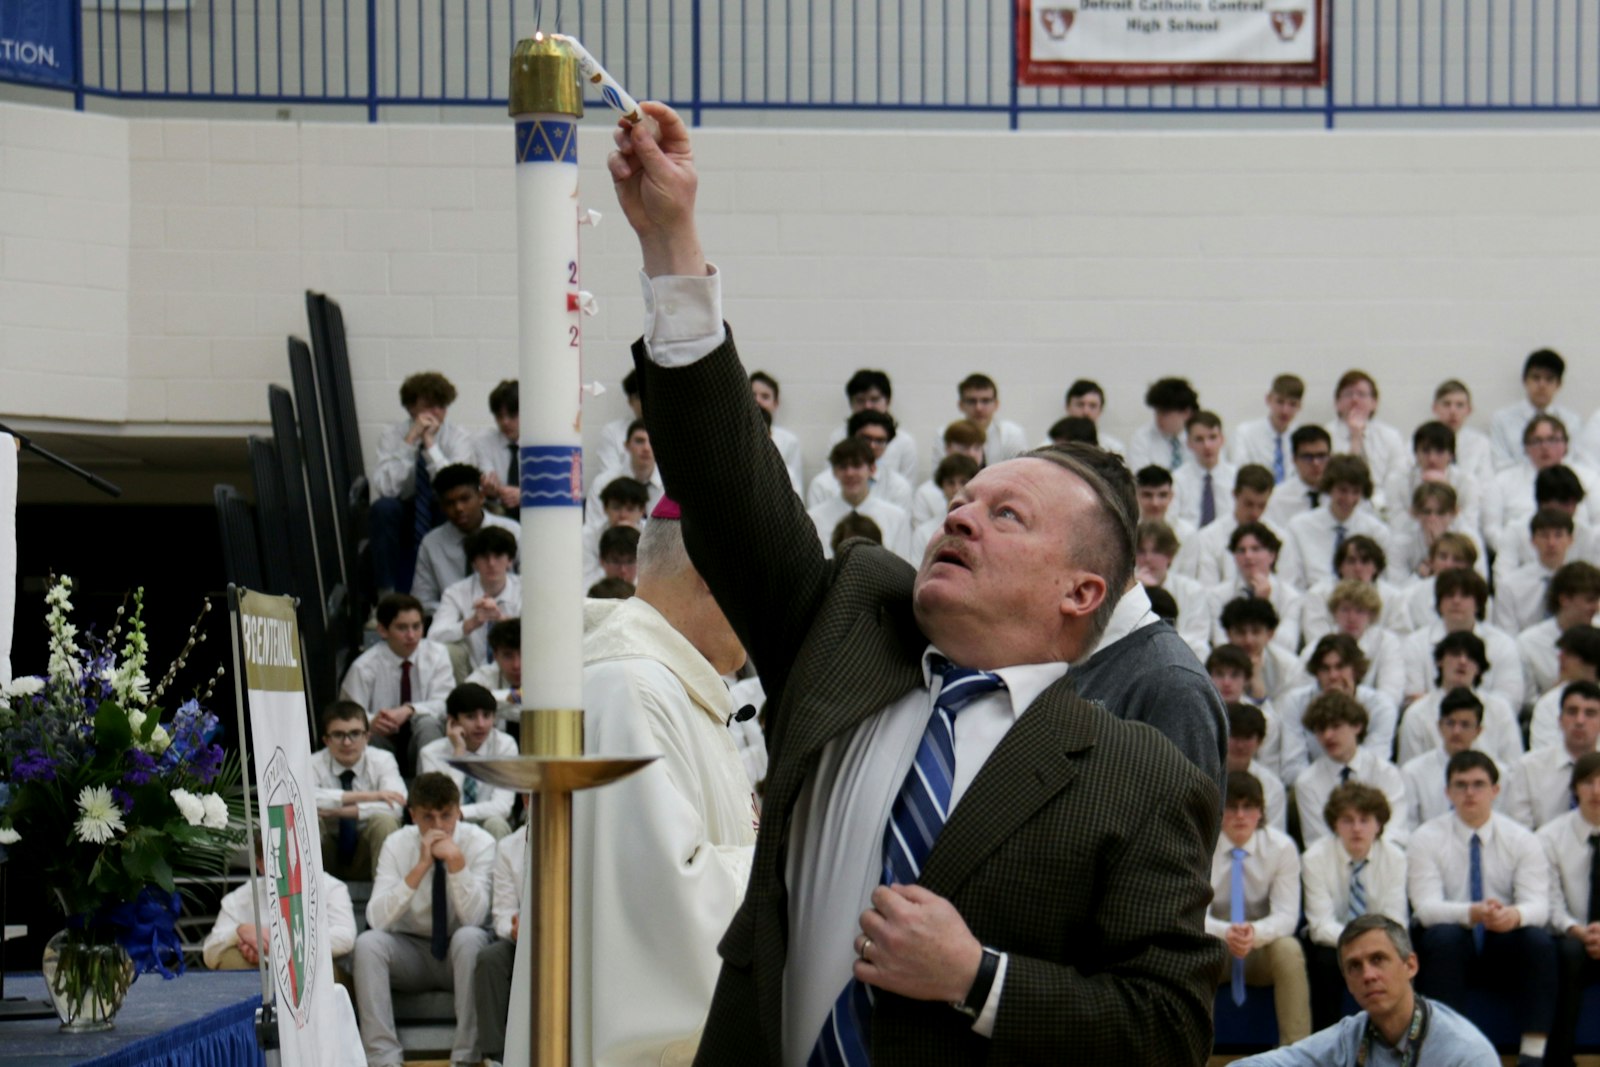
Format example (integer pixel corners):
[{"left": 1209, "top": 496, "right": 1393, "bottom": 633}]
[{"left": 610, "top": 102, "right": 1224, "bottom": 1066}]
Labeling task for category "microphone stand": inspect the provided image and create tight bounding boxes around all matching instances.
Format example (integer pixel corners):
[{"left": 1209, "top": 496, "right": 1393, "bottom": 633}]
[{"left": 0, "top": 421, "right": 122, "bottom": 498}]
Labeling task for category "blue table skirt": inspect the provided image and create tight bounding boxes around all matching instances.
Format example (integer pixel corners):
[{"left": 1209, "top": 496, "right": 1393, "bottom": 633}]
[{"left": 3, "top": 970, "right": 266, "bottom": 1067}]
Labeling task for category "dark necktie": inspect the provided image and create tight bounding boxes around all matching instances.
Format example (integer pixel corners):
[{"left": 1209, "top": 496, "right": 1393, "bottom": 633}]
[
  {"left": 400, "top": 660, "right": 413, "bottom": 705},
  {"left": 462, "top": 774, "right": 479, "bottom": 804},
  {"left": 431, "top": 858, "right": 448, "bottom": 960},
  {"left": 1348, "top": 859, "right": 1368, "bottom": 920},
  {"left": 1273, "top": 435, "right": 1285, "bottom": 483},
  {"left": 1339, "top": 766, "right": 1352, "bottom": 784},
  {"left": 1470, "top": 832, "right": 1485, "bottom": 952},
  {"left": 1230, "top": 847, "right": 1247, "bottom": 1006},
  {"left": 507, "top": 441, "right": 519, "bottom": 488},
  {"left": 1309, "top": 490, "right": 1320, "bottom": 509},
  {"left": 809, "top": 663, "right": 1006, "bottom": 1066},
  {"left": 413, "top": 446, "right": 437, "bottom": 545},
  {"left": 1200, "top": 472, "right": 1216, "bottom": 526},
  {"left": 337, "top": 768, "right": 358, "bottom": 863},
  {"left": 1588, "top": 833, "right": 1600, "bottom": 924}
]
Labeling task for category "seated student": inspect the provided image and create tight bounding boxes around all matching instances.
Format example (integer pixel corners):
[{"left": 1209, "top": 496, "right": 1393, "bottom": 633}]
[
  {"left": 1265, "top": 425, "right": 1335, "bottom": 527},
  {"left": 805, "top": 437, "right": 912, "bottom": 562},
  {"left": 1143, "top": 584, "right": 1180, "bottom": 628},
  {"left": 1324, "top": 370, "right": 1408, "bottom": 518},
  {"left": 1518, "top": 561, "right": 1600, "bottom": 704},
  {"left": 749, "top": 370, "right": 804, "bottom": 491},
  {"left": 1182, "top": 464, "right": 1278, "bottom": 585},
  {"left": 591, "top": 370, "right": 642, "bottom": 485},
  {"left": 1389, "top": 483, "right": 1486, "bottom": 587},
  {"left": 429, "top": 526, "right": 521, "bottom": 674},
  {"left": 1490, "top": 422, "right": 1600, "bottom": 558},
  {"left": 1390, "top": 423, "right": 1484, "bottom": 543},
  {"left": 1208, "top": 771, "right": 1311, "bottom": 1047},
  {"left": 473, "top": 827, "right": 526, "bottom": 1067},
  {"left": 830, "top": 511, "right": 883, "bottom": 554},
  {"left": 1531, "top": 626, "right": 1600, "bottom": 750},
  {"left": 1299, "top": 535, "right": 1408, "bottom": 643},
  {"left": 1232, "top": 913, "right": 1500, "bottom": 1067},
  {"left": 1400, "top": 568, "right": 1525, "bottom": 712},
  {"left": 594, "top": 526, "right": 640, "bottom": 590},
  {"left": 473, "top": 379, "right": 522, "bottom": 515},
  {"left": 939, "top": 372, "right": 1027, "bottom": 465},
  {"left": 1128, "top": 376, "right": 1199, "bottom": 473},
  {"left": 1135, "top": 520, "right": 1212, "bottom": 659},
  {"left": 412, "top": 463, "right": 521, "bottom": 616},
  {"left": 1279, "top": 455, "right": 1393, "bottom": 591},
  {"left": 311, "top": 700, "right": 405, "bottom": 881},
  {"left": 340, "top": 593, "right": 454, "bottom": 776},
  {"left": 1134, "top": 464, "right": 1197, "bottom": 543},
  {"left": 1491, "top": 347, "right": 1584, "bottom": 473},
  {"left": 1209, "top": 522, "right": 1302, "bottom": 652},
  {"left": 913, "top": 421, "right": 986, "bottom": 524},
  {"left": 1173, "top": 411, "right": 1237, "bottom": 529},
  {"left": 1538, "top": 750, "right": 1600, "bottom": 1067},
  {"left": 1230, "top": 374, "right": 1304, "bottom": 485},
  {"left": 1046, "top": 416, "right": 1097, "bottom": 447},
  {"left": 585, "top": 420, "right": 664, "bottom": 530},
  {"left": 418, "top": 683, "right": 519, "bottom": 840},
  {"left": 808, "top": 410, "right": 914, "bottom": 511},
  {"left": 370, "top": 371, "right": 476, "bottom": 594},
  {"left": 910, "top": 454, "right": 980, "bottom": 561},
  {"left": 1062, "top": 377, "right": 1126, "bottom": 455},
  {"left": 1495, "top": 508, "right": 1577, "bottom": 634},
  {"left": 1396, "top": 631, "right": 1523, "bottom": 768},
  {"left": 1502, "top": 681, "right": 1600, "bottom": 831},
  {"left": 204, "top": 832, "right": 356, "bottom": 970},
  {"left": 1402, "top": 688, "right": 1502, "bottom": 829},
  {"left": 1408, "top": 751, "right": 1558, "bottom": 1067},
  {"left": 1432, "top": 377, "right": 1496, "bottom": 484},
  {"left": 1390, "top": 531, "right": 1481, "bottom": 636},
  {"left": 355, "top": 772, "right": 496, "bottom": 1067},
  {"left": 1495, "top": 465, "right": 1599, "bottom": 575},
  {"left": 1278, "top": 634, "right": 1400, "bottom": 788},
  {"left": 827, "top": 368, "right": 919, "bottom": 484},
  {"left": 1225, "top": 700, "right": 1289, "bottom": 835},
  {"left": 1300, "top": 783, "right": 1410, "bottom": 1033},
  {"left": 581, "top": 476, "right": 648, "bottom": 588},
  {"left": 587, "top": 577, "right": 635, "bottom": 600},
  {"left": 1311, "top": 580, "right": 1405, "bottom": 709},
  {"left": 1295, "top": 690, "right": 1410, "bottom": 850},
  {"left": 1219, "top": 598, "right": 1307, "bottom": 706},
  {"left": 465, "top": 618, "right": 522, "bottom": 732}
]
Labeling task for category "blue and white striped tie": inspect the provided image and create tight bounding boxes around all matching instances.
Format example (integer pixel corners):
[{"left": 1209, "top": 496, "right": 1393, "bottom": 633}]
[
  {"left": 807, "top": 662, "right": 1006, "bottom": 1067},
  {"left": 1348, "top": 859, "right": 1368, "bottom": 921}
]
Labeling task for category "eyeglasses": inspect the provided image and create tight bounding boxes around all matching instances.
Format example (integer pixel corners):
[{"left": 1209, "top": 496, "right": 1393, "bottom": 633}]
[
  {"left": 327, "top": 729, "right": 367, "bottom": 743},
  {"left": 1296, "top": 452, "right": 1331, "bottom": 462},
  {"left": 1527, "top": 436, "right": 1566, "bottom": 447}
]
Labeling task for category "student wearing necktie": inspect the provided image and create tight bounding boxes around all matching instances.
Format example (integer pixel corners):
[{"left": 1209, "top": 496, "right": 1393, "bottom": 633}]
[
  {"left": 473, "top": 379, "right": 523, "bottom": 515},
  {"left": 1538, "top": 751, "right": 1600, "bottom": 1067},
  {"left": 353, "top": 773, "right": 496, "bottom": 1067},
  {"left": 311, "top": 700, "right": 405, "bottom": 881}
]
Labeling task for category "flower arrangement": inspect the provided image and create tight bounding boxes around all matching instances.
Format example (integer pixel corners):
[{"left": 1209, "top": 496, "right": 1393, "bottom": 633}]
[{"left": 0, "top": 576, "right": 244, "bottom": 1030}]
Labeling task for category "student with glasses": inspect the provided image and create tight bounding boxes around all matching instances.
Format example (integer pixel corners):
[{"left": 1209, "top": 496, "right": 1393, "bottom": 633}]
[{"left": 312, "top": 699, "right": 406, "bottom": 881}]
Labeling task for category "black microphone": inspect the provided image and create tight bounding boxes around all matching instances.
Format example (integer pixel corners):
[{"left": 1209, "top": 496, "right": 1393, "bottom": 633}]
[{"left": 732, "top": 704, "right": 758, "bottom": 723}]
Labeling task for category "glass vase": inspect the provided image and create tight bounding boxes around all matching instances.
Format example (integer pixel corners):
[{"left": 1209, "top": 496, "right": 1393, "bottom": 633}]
[{"left": 41, "top": 927, "right": 136, "bottom": 1033}]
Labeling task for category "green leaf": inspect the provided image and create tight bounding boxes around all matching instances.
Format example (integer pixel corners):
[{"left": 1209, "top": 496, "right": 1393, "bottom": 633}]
[
  {"left": 139, "top": 706, "right": 160, "bottom": 743},
  {"left": 93, "top": 700, "right": 132, "bottom": 753}
]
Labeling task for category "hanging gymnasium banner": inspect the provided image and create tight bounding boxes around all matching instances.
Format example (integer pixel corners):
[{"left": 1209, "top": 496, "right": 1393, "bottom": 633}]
[
  {"left": 0, "top": 0, "right": 77, "bottom": 87},
  {"left": 1017, "top": 0, "right": 1327, "bottom": 87}
]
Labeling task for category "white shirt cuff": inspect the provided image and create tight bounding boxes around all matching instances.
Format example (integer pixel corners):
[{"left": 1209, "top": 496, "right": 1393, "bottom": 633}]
[
  {"left": 638, "top": 265, "right": 725, "bottom": 367},
  {"left": 971, "top": 952, "right": 1007, "bottom": 1037}
]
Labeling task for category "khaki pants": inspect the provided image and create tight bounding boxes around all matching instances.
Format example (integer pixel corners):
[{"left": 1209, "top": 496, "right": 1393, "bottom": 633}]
[
  {"left": 1218, "top": 936, "right": 1312, "bottom": 1045},
  {"left": 474, "top": 814, "right": 513, "bottom": 840},
  {"left": 320, "top": 811, "right": 401, "bottom": 882},
  {"left": 212, "top": 943, "right": 356, "bottom": 996}
]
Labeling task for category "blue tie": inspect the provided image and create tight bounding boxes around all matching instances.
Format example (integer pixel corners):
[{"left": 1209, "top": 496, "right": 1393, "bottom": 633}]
[
  {"left": 1200, "top": 472, "right": 1215, "bottom": 527},
  {"left": 1332, "top": 524, "right": 1347, "bottom": 574},
  {"left": 1348, "top": 859, "right": 1368, "bottom": 921},
  {"left": 1273, "top": 434, "right": 1285, "bottom": 483},
  {"left": 1229, "top": 847, "right": 1247, "bottom": 1006},
  {"left": 337, "top": 768, "right": 358, "bottom": 863},
  {"left": 1169, "top": 436, "right": 1183, "bottom": 470},
  {"left": 808, "top": 662, "right": 1006, "bottom": 1067},
  {"left": 1469, "top": 832, "right": 1485, "bottom": 953},
  {"left": 414, "top": 446, "right": 437, "bottom": 545}
]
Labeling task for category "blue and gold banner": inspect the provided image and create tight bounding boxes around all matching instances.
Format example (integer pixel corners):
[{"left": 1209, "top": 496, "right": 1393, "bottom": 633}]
[
  {"left": 0, "top": 0, "right": 77, "bottom": 87},
  {"left": 515, "top": 119, "right": 578, "bottom": 164}
]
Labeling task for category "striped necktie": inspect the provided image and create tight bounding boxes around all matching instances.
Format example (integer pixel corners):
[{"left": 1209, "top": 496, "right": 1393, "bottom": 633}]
[
  {"left": 1348, "top": 859, "right": 1368, "bottom": 920},
  {"left": 808, "top": 662, "right": 1006, "bottom": 1067}
]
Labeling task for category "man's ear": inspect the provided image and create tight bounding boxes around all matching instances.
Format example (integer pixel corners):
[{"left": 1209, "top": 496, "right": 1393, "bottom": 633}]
[{"left": 1059, "top": 572, "right": 1108, "bottom": 622}]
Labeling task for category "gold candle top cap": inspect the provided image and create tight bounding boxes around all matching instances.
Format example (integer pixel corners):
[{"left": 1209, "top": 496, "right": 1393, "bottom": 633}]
[{"left": 509, "top": 33, "right": 584, "bottom": 118}]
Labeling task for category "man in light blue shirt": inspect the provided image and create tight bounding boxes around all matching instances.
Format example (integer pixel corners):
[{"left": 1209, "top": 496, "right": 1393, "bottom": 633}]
[{"left": 1234, "top": 914, "right": 1498, "bottom": 1066}]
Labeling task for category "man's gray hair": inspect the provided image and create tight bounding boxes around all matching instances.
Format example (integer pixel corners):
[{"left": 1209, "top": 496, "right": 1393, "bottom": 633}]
[
  {"left": 636, "top": 517, "right": 692, "bottom": 581},
  {"left": 1336, "top": 913, "right": 1413, "bottom": 962},
  {"left": 1020, "top": 444, "right": 1138, "bottom": 643}
]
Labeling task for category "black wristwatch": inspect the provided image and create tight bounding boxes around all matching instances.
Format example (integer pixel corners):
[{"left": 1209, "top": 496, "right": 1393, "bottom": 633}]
[{"left": 951, "top": 946, "right": 1002, "bottom": 1020}]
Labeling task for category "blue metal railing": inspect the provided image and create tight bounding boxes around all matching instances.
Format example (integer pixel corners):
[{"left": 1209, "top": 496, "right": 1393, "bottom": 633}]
[{"left": 7, "top": 1, "right": 1600, "bottom": 126}]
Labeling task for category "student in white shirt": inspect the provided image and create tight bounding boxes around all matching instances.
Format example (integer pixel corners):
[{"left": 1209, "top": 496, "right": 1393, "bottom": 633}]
[
  {"left": 1388, "top": 482, "right": 1485, "bottom": 589},
  {"left": 1490, "top": 428, "right": 1600, "bottom": 562},
  {"left": 582, "top": 477, "right": 647, "bottom": 589},
  {"left": 429, "top": 526, "right": 521, "bottom": 672},
  {"left": 472, "top": 379, "right": 522, "bottom": 515},
  {"left": 1530, "top": 626, "right": 1600, "bottom": 751},
  {"left": 1173, "top": 411, "right": 1236, "bottom": 530},
  {"left": 590, "top": 370, "right": 642, "bottom": 485},
  {"left": 1497, "top": 467, "right": 1600, "bottom": 579},
  {"left": 1218, "top": 597, "right": 1305, "bottom": 704},
  {"left": 1324, "top": 370, "right": 1408, "bottom": 519},
  {"left": 1135, "top": 520, "right": 1212, "bottom": 659},
  {"left": 418, "top": 683, "right": 521, "bottom": 839},
  {"left": 1399, "top": 569, "right": 1525, "bottom": 713},
  {"left": 806, "top": 437, "right": 913, "bottom": 562},
  {"left": 354, "top": 773, "right": 497, "bottom": 1067},
  {"left": 1389, "top": 426, "right": 1483, "bottom": 556},
  {"left": 912, "top": 421, "right": 985, "bottom": 525},
  {"left": 340, "top": 593, "right": 456, "bottom": 776},
  {"left": 1207, "top": 772, "right": 1311, "bottom": 1046},
  {"left": 1517, "top": 561, "right": 1600, "bottom": 707},
  {"left": 1183, "top": 464, "right": 1279, "bottom": 586},
  {"left": 1127, "top": 376, "right": 1199, "bottom": 473},
  {"left": 1225, "top": 701, "right": 1288, "bottom": 836},
  {"left": 1537, "top": 750, "right": 1600, "bottom": 1067},
  {"left": 1431, "top": 378, "right": 1496, "bottom": 485},
  {"left": 808, "top": 410, "right": 915, "bottom": 512},
  {"left": 410, "top": 464, "right": 522, "bottom": 615},
  {"left": 1294, "top": 690, "right": 1409, "bottom": 850},
  {"left": 1390, "top": 532, "right": 1482, "bottom": 638},
  {"left": 473, "top": 829, "right": 527, "bottom": 1065},
  {"left": 204, "top": 833, "right": 357, "bottom": 970},
  {"left": 936, "top": 372, "right": 1027, "bottom": 465},
  {"left": 1395, "top": 632, "right": 1522, "bottom": 768},
  {"left": 1211, "top": 645, "right": 1284, "bottom": 774},
  {"left": 1264, "top": 426, "right": 1333, "bottom": 528},
  {"left": 588, "top": 527, "right": 640, "bottom": 604},
  {"left": 830, "top": 368, "right": 919, "bottom": 484},
  {"left": 1278, "top": 455, "right": 1393, "bottom": 592},
  {"left": 1299, "top": 536, "right": 1408, "bottom": 642},
  {"left": 1408, "top": 751, "right": 1559, "bottom": 1064},
  {"left": 1230, "top": 374, "right": 1303, "bottom": 485},
  {"left": 585, "top": 420, "right": 665, "bottom": 531},
  {"left": 749, "top": 370, "right": 804, "bottom": 492},
  {"left": 1134, "top": 465, "right": 1196, "bottom": 544},
  {"left": 313, "top": 701, "right": 405, "bottom": 881},
  {"left": 1495, "top": 508, "right": 1576, "bottom": 635},
  {"left": 1502, "top": 681, "right": 1600, "bottom": 831},
  {"left": 1401, "top": 688, "right": 1502, "bottom": 829},
  {"left": 1490, "top": 348, "right": 1584, "bottom": 472},
  {"left": 1062, "top": 378, "right": 1127, "bottom": 456},
  {"left": 1317, "top": 580, "right": 1405, "bottom": 710},
  {"left": 908, "top": 454, "right": 978, "bottom": 564},
  {"left": 1212, "top": 524, "right": 1302, "bottom": 651},
  {"left": 1278, "top": 634, "right": 1400, "bottom": 788},
  {"left": 465, "top": 618, "right": 523, "bottom": 733},
  {"left": 1300, "top": 782, "right": 1409, "bottom": 1033}
]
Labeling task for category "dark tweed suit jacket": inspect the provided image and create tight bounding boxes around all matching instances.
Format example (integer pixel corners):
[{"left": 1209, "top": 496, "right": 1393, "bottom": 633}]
[{"left": 635, "top": 332, "right": 1225, "bottom": 1066}]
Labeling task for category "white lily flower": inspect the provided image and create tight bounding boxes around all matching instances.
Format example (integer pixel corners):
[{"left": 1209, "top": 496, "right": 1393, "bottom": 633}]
[
  {"left": 0, "top": 828, "right": 20, "bottom": 845},
  {"left": 170, "top": 788, "right": 206, "bottom": 827}
]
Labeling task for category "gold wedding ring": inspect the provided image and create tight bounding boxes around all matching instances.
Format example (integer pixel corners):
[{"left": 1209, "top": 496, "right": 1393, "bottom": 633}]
[{"left": 859, "top": 936, "right": 873, "bottom": 961}]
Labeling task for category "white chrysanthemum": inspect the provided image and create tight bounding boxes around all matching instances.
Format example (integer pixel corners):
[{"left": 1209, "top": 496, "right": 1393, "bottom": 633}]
[
  {"left": 0, "top": 828, "right": 19, "bottom": 845},
  {"left": 200, "top": 793, "right": 229, "bottom": 830},
  {"left": 74, "top": 786, "right": 127, "bottom": 845},
  {"left": 2, "top": 676, "right": 44, "bottom": 699},
  {"left": 170, "top": 788, "right": 206, "bottom": 827}
]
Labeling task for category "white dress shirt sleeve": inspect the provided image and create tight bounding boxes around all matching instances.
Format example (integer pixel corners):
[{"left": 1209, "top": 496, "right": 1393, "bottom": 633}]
[
  {"left": 638, "top": 268, "right": 726, "bottom": 366},
  {"left": 1256, "top": 838, "right": 1302, "bottom": 945},
  {"left": 365, "top": 833, "right": 421, "bottom": 931},
  {"left": 446, "top": 830, "right": 496, "bottom": 929},
  {"left": 358, "top": 750, "right": 407, "bottom": 820},
  {"left": 491, "top": 838, "right": 525, "bottom": 941},
  {"left": 427, "top": 578, "right": 472, "bottom": 646},
  {"left": 325, "top": 876, "right": 357, "bottom": 958},
  {"left": 1510, "top": 828, "right": 1551, "bottom": 929},
  {"left": 371, "top": 421, "right": 416, "bottom": 500},
  {"left": 1408, "top": 823, "right": 1475, "bottom": 928}
]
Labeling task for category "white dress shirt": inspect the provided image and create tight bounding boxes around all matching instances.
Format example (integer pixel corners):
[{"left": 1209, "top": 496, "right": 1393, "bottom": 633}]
[
  {"left": 1276, "top": 683, "right": 1399, "bottom": 787},
  {"left": 1206, "top": 577, "right": 1302, "bottom": 654},
  {"left": 418, "top": 728, "right": 520, "bottom": 825},
  {"left": 1326, "top": 418, "right": 1409, "bottom": 516},
  {"left": 1158, "top": 572, "right": 1213, "bottom": 659},
  {"left": 1184, "top": 514, "right": 1288, "bottom": 587},
  {"left": 1494, "top": 562, "right": 1555, "bottom": 635},
  {"left": 339, "top": 638, "right": 456, "bottom": 723},
  {"left": 1530, "top": 684, "right": 1578, "bottom": 752},
  {"left": 366, "top": 822, "right": 496, "bottom": 936},
  {"left": 1230, "top": 418, "right": 1298, "bottom": 481},
  {"left": 471, "top": 426, "right": 519, "bottom": 489},
  {"left": 428, "top": 572, "right": 522, "bottom": 666},
  {"left": 585, "top": 463, "right": 665, "bottom": 533},
  {"left": 371, "top": 416, "right": 475, "bottom": 501},
  {"left": 463, "top": 660, "right": 520, "bottom": 726},
  {"left": 1385, "top": 522, "right": 1489, "bottom": 587},
  {"left": 311, "top": 747, "right": 405, "bottom": 820},
  {"left": 1246, "top": 759, "right": 1289, "bottom": 836},
  {"left": 934, "top": 418, "right": 1026, "bottom": 467},
  {"left": 589, "top": 416, "right": 632, "bottom": 490},
  {"left": 911, "top": 479, "right": 948, "bottom": 526},
  {"left": 1578, "top": 410, "right": 1600, "bottom": 470},
  {"left": 1204, "top": 827, "right": 1301, "bottom": 945},
  {"left": 1297, "top": 577, "right": 1408, "bottom": 642},
  {"left": 1517, "top": 617, "right": 1568, "bottom": 708},
  {"left": 1295, "top": 749, "right": 1409, "bottom": 849},
  {"left": 808, "top": 494, "right": 914, "bottom": 563},
  {"left": 202, "top": 873, "right": 356, "bottom": 967},
  {"left": 1490, "top": 399, "right": 1584, "bottom": 472},
  {"left": 1501, "top": 744, "right": 1595, "bottom": 830},
  {"left": 1173, "top": 460, "right": 1238, "bottom": 529},
  {"left": 1402, "top": 747, "right": 1503, "bottom": 828},
  {"left": 1400, "top": 621, "right": 1524, "bottom": 711},
  {"left": 834, "top": 424, "right": 920, "bottom": 485},
  {"left": 1455, "top": 425, "right": 1496, "bottom": 484},
  {"left": 1408, "top": 812, "right": 1549, "bottom": 929},
  {"left": 807, "top": 466, "right": 915, "bottom": 513},
  {"left": 1264, "top": 475, "right": 1324, "bottom": 528},
  {"left": 490, "top": 830, "right": 527, "bottom": 941},
  {"left": 1395, "top": 687, "right": 1522, "bottom": 768},
  {"left": 412, "top": 512, "right": 521, "bottom": 614},
  {"left": 1253, "top": 644, "right": 1310, "bottom": 706},
  {"left": 1127, "top": 422, "right": 1186, "bottom": 473},
  {"left": 1537, "top": 809, "right": 1600, "bottom": 933},
  {"left": 1278, "top": 506, "right": 1393, "bottom": 592},
  {"left": 1301, "top": 836, "right": 1409, "bottom": 947},
  {"left": 770, "top": 425, "right": 804, "bottom": 493}
]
